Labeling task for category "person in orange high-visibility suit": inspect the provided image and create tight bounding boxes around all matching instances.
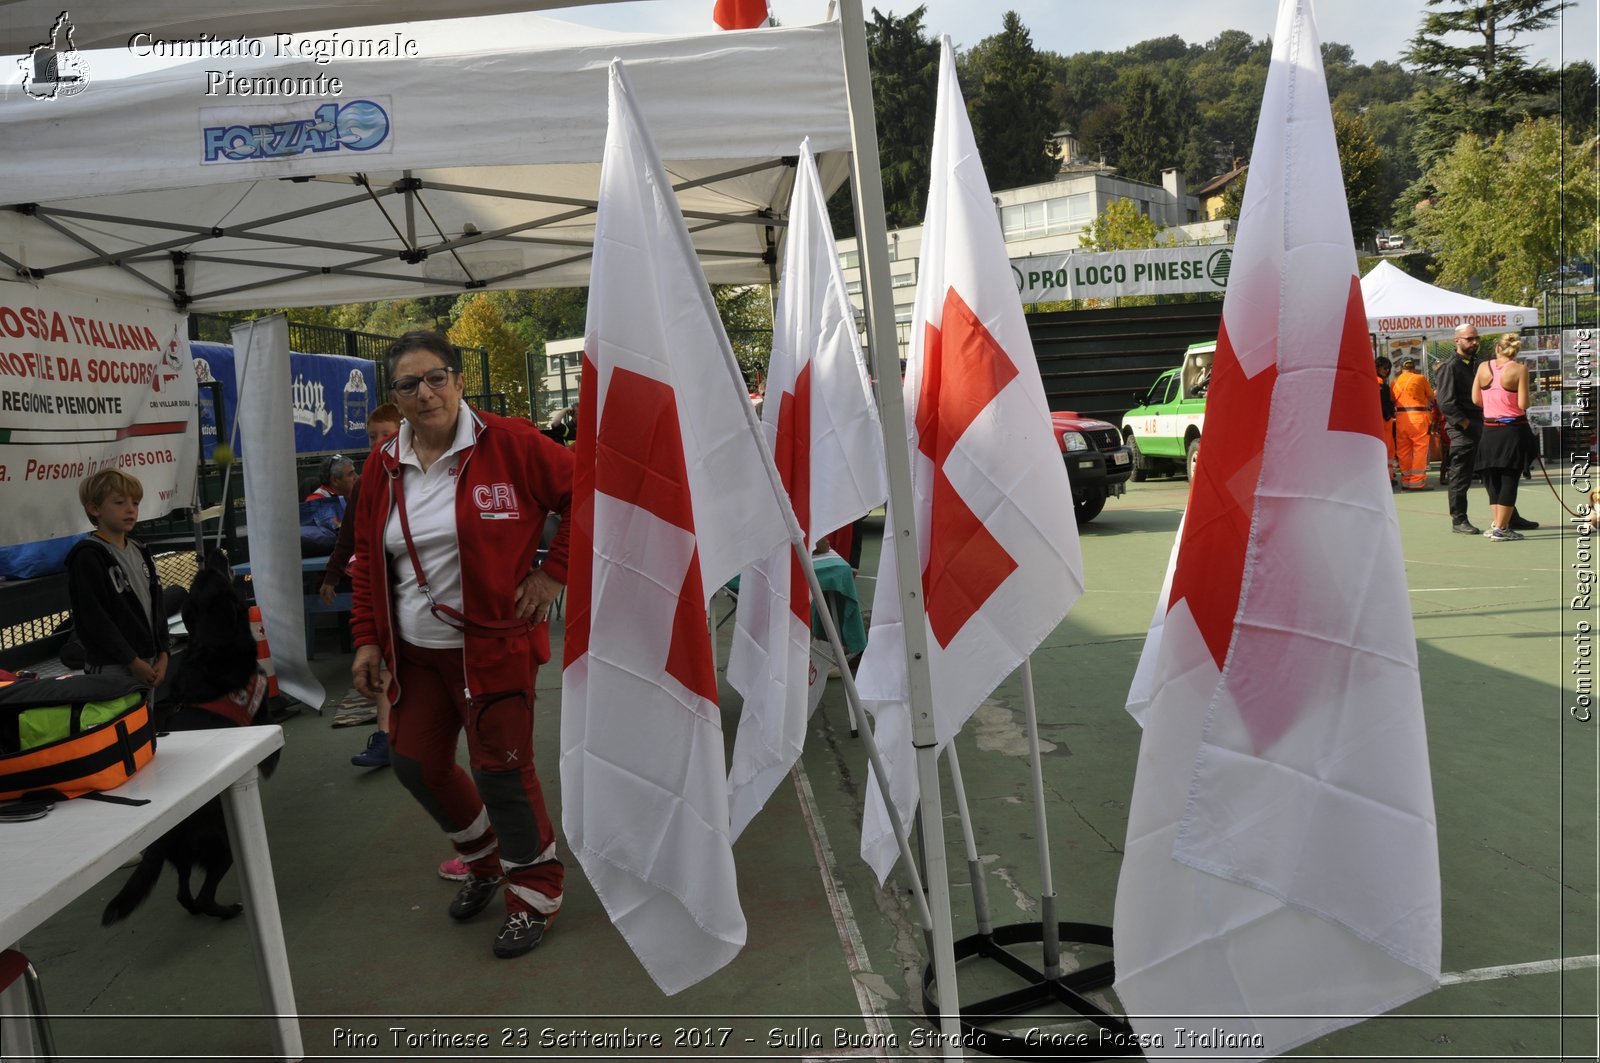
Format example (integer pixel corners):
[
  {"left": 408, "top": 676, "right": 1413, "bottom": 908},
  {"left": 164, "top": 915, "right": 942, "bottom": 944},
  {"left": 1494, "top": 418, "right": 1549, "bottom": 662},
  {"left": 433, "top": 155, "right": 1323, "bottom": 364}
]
[{"left": 1390, "top": 356, "right": 1435, "bottom": 490}]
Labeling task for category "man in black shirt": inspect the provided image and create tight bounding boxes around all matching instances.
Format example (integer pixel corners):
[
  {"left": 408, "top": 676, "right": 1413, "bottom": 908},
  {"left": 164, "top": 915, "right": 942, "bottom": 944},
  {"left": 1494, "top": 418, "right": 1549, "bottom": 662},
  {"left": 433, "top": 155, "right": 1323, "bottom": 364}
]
[{"left": 1434, "top": 325, "right": 1482, "bottom": 534}]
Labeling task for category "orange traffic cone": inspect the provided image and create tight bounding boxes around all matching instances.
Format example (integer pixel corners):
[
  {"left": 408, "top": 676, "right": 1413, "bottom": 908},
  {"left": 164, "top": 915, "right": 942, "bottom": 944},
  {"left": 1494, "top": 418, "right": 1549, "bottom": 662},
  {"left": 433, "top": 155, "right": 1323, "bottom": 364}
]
[{"left": 247, "top": 605, "right": 280, "bottom": 700}]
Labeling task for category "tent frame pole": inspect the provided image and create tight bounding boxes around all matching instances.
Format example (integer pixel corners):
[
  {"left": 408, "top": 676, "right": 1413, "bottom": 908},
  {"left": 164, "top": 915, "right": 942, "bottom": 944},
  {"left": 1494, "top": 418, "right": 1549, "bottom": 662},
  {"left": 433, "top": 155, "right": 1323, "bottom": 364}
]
[{"left": 837, "top": 2, "right": 963, "bottom": 1056}]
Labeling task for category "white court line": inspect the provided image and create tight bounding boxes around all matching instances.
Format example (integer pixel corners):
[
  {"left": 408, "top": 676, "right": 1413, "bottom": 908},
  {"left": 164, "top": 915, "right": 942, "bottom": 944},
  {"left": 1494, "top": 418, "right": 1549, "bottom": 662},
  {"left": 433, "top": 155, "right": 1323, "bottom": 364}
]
[
  {"left": 1440, "top": 954, "right": 1600, "bottom": 986},
  {"left": 1408, "top": 585, "right": 1524, "bottom": 593},
  {"left": 793, "top": 760, "right": 897, "bottom": 1045}
]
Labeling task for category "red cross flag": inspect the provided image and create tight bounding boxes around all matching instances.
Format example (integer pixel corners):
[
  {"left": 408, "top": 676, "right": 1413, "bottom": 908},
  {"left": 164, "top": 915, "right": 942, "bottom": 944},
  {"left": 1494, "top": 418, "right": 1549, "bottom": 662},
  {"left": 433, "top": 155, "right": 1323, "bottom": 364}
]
[
  {"left": 852, "top": 36, "right": 1083, "bottom": 882},
  {"left": 726, "top": 139, "right": 886, "bottom": 841},
  {"left": 561, "top": 60, "right": 789, "bottom": 996},
  {"left": 1113, "top": 0, "right": 1441, "bottom": 1054}
]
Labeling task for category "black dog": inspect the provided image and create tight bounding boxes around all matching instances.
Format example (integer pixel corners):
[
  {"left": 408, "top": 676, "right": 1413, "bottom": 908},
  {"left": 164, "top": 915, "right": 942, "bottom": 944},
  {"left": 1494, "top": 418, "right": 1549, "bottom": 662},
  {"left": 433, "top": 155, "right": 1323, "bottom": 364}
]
[{"left": 102, "top": 549, "right": 275, "bottom": 925}]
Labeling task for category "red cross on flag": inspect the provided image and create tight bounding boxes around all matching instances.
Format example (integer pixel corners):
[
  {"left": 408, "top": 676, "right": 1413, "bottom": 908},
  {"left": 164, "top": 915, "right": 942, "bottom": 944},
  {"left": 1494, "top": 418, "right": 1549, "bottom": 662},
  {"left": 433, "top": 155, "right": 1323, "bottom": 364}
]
[
  {"left": 1113, "top": 0, "right": 1441, "bottom": 1054},
  {"left": 852, "top": 36, "right": 1083, "bottom": 882},
  {"left": 561, "top": 60, "right": 789, "bottom": 996},
  {"left": 725, "top": 139, "right": 887, "bottom": 842}
]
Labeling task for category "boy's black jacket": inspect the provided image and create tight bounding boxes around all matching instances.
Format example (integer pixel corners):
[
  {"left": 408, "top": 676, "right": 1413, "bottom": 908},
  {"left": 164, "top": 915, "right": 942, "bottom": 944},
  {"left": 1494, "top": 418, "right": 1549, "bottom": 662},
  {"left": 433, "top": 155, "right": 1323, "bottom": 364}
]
[{"left": 64, "top": 537, "right": 169, "bottom": 668}]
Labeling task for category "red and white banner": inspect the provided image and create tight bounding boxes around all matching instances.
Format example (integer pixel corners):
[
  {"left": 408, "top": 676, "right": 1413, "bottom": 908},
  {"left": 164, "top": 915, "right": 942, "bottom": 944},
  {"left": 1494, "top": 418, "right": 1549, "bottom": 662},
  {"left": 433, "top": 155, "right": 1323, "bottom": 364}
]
[
  {"left": 0, "top": 288, "right": 197, "bottom": 547},
  {"left": 853, "top": 37, "right": 1083, "bottom": 882},
  {"left": 561, "top": 60, "right": 789, "bottom": 996},
  {"left": 1113, "top": 0, "right": 1441, "bottom": 1055},
  {"left": 726, "top": 139, "right": 886, "bottom": 842}
]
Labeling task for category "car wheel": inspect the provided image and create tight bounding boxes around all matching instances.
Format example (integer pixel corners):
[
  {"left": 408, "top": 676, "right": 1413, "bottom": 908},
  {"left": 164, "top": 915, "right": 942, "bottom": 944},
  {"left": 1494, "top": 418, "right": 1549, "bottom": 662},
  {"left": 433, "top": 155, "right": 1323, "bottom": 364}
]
[
  {"left": 1125, "top": 432, "right": 1148, "bottom": 482},
  {"left": 1185, "top": 437, "right": 1200, "bottom": 481},
  {"left": 1074, "top": 490, "right": 1106, "bottom": 525}
]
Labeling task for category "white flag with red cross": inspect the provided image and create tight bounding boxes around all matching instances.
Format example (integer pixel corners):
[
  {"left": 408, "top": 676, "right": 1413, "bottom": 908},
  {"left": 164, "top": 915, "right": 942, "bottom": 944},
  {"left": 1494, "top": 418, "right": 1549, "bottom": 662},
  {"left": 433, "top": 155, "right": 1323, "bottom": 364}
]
[
  {"left": 852, "top": 36, "right": 1083, "bottom": 882},
  {"left": 560, "top": 59, "right": 790, "bottom": 997},
  {"left": 726, "top": 139, "right": 886, "bottom": 842},
  {"left": 1112, "top": 0, "right": 1442, "bottom": 1055}
]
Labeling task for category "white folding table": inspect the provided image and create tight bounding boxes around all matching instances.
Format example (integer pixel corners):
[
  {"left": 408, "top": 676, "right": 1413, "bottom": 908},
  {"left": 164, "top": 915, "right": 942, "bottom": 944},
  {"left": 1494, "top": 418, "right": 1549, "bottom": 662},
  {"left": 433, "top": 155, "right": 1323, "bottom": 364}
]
[{"left": 0, "top": 727, "right": 302, "bottom": 1062}]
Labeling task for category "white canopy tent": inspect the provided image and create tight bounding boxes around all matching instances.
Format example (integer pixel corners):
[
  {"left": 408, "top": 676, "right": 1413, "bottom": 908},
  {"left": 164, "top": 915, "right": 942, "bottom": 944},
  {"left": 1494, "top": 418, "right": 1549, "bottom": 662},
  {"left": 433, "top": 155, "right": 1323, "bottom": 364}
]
[
  {"left": 0, "top": 0, "right": 627, "bottom": 54},
  {"left": 1, "top": 4, "right": 974, "bottom": 1053},
  {"left": 1361, "top": 259, "right": 1539, "bottom": 337},
  {"left": 0, "top": 12, "right": 853, "bottom": 308}
]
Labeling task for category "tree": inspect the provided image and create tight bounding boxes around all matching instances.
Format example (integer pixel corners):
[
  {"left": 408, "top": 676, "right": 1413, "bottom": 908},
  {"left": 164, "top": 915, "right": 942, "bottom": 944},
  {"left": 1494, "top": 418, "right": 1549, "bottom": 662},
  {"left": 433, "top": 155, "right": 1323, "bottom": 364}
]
[
  {"left": 1115, "top": 67, "right": 1181, "bottom": 183},
  {"left": 1079, "top": 198, "right": 1163, "bottom": 251},
  {"left": 1073, "top": 199, "right": 1163, "bottom": 309},
  {"left": 1075, "top": 101, "right": 1126, "bottom": 168},
  {"left": 828, "top": 5, "right": 941, "bottom": 235},
  {"left": 1412, "top": 117, "right": 1599, "bottom": 304},
  {"left": 448, "top": 293, "right": 534, "bottom": 417},
  {"left": 1334, "top": 108, "right": 1388, "bottom": 244},
  {"left": 1404, "top": 0, "right": 1568, "bottom": 163},
  {"left": 713, "top": 284, "right": 774, "bottom": 384},
  {"left": 1217, "top": 172, "right": 1247, "bottom": 222},
  {"left": 1544, "top": 60, "right": 1599, "bottom": 141},
  {"left": 960, "top": 11, "right": 1060, "bottom": 191}
]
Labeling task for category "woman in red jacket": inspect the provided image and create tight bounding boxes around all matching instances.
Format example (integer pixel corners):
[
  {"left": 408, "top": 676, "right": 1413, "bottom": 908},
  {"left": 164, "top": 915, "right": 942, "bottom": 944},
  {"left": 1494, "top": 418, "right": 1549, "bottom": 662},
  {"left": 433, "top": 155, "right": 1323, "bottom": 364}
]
[{"left": 350, "top": 331, "right": 572, "bottom": 959}]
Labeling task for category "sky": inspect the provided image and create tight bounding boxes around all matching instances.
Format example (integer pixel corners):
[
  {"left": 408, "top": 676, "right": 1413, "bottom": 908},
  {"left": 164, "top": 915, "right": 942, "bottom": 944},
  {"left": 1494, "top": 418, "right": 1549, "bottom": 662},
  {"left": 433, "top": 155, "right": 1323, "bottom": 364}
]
[
  {"left": 556, "top": 0, "right": 1590, "bottom": 68},
  {"left": 75, "top": 0, "right": 1593, "bottom": 81}
]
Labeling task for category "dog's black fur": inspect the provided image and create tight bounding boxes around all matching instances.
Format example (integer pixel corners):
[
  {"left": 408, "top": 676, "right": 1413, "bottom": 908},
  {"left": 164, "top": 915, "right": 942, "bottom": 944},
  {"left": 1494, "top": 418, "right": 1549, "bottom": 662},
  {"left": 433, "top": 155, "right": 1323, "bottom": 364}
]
[{"left": 102, "top": 549, "right": 276, "bottom": 926}]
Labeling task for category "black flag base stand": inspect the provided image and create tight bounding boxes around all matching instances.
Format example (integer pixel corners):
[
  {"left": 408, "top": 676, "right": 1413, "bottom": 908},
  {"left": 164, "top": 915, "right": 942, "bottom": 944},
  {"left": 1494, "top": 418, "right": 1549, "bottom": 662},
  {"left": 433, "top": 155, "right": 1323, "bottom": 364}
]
[{"left": 919, "top": 922, "right": 1143, "bottom": 1061}]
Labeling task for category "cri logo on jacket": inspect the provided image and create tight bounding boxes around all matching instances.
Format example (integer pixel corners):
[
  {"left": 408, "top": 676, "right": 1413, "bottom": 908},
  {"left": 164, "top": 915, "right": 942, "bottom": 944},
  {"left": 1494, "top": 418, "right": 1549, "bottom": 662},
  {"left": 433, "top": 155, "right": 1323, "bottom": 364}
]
[{"left": 472, "top": 482, "right": 521, "bottom": 520}]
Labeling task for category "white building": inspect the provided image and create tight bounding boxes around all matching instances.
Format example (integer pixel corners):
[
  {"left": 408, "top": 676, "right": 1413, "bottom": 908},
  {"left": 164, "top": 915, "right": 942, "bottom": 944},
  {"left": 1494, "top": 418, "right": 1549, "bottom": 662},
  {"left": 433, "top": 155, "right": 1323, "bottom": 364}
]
[
  {"left": 836, "top": 163, "right": 1228, "bottom": 343},
  {"left": 539, "top": 336, "right": 584, "bottom": 420},
  {"left": 536, "top": 161, "right": 1232, "bottom": 392}
]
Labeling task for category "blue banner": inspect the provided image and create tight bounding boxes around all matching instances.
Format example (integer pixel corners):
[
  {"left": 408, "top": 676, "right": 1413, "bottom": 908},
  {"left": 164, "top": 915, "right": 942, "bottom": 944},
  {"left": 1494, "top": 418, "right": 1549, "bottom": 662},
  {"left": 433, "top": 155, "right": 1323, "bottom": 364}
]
[{"left": 192, "top": 341, "right": 377, "bottom": 460}]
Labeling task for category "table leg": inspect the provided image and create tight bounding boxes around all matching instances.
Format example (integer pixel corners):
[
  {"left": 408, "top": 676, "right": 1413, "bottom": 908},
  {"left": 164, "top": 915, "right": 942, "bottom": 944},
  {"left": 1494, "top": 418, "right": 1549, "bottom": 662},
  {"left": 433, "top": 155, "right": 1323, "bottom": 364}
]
[{"left": 221, "top": 767, "right": 304, "bottom": 1063}]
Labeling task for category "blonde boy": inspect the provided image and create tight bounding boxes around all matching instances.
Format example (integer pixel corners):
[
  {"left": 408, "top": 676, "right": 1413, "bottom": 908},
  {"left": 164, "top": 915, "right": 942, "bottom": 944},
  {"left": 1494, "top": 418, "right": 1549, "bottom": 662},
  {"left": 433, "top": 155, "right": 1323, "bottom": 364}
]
[{"left": 65, "top": 470, "right": 170, "bottom": 686}]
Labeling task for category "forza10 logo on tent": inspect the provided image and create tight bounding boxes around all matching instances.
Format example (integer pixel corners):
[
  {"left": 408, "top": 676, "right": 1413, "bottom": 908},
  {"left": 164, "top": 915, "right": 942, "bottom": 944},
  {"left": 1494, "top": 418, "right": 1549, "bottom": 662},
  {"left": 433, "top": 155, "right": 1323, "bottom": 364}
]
[{"left": 200, "top": 98, "right": 392, "bottom": 163}]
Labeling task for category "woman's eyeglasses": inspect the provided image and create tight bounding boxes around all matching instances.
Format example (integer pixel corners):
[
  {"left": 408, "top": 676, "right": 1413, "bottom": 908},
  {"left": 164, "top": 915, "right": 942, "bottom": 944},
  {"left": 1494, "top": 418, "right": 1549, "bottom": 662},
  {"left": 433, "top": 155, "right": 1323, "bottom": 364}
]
[{"left": 391, "top": 368, "right": 457, "bottom": 397}]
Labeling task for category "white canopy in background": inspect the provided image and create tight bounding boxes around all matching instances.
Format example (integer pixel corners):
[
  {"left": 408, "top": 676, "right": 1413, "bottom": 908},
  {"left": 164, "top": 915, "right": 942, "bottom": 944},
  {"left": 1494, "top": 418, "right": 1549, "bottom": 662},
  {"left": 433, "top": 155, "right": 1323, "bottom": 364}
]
[
  {"left": 1361, "top": 259, "right": 1539, "bottom": 337},
  {"left": 0, "top": 12, "right": 852, "bottom": 309}
]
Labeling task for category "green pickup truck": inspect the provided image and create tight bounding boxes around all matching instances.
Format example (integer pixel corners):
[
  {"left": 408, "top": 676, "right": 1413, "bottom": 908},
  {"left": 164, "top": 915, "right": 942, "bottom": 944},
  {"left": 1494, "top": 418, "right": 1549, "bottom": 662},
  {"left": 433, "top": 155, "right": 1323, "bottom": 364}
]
[{"left": 1120, "top": 340, "right": 1213, "bottom": 481}]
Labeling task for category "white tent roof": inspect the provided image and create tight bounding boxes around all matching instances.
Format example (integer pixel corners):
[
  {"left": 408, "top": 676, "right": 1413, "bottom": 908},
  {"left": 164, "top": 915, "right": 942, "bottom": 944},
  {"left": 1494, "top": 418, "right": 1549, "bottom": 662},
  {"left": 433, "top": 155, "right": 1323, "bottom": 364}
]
[
  {"left": 0, "top": 12, "right": 852, "bottom": 309},
  {"left": 1360, "top": 259, "right": 1539, "bottom": 336},
  {"left": 0, "top": 1, "right": 629, "bottom": 54}
]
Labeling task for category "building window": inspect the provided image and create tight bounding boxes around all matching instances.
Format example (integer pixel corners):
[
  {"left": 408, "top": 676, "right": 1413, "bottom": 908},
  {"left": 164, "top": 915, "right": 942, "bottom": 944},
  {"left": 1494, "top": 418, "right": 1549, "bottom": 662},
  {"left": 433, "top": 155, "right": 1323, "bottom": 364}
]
[
  {"left": 545, "top": 350, "right": 580, "bottom": 374},
  {"left": 839, "top": 250, "right": 860, "bottom": 269},
  {"left": 1000, "top": 194, "right": 1093, "bottom": 240},
  {"left": 891, "top": 264, "right": 917, "bottom": 288}
]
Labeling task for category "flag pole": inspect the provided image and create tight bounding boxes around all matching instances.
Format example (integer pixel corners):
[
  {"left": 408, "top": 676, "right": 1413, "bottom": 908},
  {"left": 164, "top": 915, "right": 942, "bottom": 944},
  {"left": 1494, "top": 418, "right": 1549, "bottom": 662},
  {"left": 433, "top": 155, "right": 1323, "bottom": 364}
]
[
  {"left": 796, "top": 542, "right": 937, "bottom": 944},
  {"left": 706, "top": 292, "right": 939, "bottom": 944},
  {"left": 942, "top": 745, "right": 994, "bottom": 937},
  {"left": 215, "top": 317, "right": 259, "bottom": 552},
  {"left": 837, "top": 0, "right": 964, "bottom": 1052},
  {"left": 1019, "top": 657, "right": 1060, "bottom": 977}
]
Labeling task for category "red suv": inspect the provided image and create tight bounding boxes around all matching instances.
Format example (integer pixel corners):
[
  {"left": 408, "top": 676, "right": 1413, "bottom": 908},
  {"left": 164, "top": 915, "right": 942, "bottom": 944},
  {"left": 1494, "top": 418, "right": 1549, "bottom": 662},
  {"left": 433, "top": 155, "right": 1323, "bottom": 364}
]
[{"left": 1052, "top": 411, "right": 1134, "bottom": 524}]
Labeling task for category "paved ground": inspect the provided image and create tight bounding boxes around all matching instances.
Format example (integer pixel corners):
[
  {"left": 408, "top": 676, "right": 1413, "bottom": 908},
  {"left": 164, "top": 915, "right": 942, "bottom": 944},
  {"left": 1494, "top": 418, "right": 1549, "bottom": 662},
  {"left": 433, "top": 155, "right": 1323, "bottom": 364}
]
[{"left": 13, "top": 471, "right": 1597, "bottom": 1061}]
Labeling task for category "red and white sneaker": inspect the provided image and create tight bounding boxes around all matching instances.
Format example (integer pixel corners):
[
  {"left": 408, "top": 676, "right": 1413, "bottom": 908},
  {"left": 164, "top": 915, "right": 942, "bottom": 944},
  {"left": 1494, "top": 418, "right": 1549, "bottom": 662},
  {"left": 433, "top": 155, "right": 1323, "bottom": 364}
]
[{"left": 437, "top": 857, "right": 470, "bottom": 882}]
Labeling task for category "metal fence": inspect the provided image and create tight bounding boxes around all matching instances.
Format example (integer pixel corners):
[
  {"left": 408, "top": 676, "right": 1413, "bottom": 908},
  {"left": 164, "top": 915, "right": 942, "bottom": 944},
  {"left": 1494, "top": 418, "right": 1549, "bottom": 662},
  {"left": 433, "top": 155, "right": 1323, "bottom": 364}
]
[
  {"left": 189, "top": 314, "right": 502, "bottom": 416},
  {"left": 528, "top": 329, "right": 774, "bottom": 429}
]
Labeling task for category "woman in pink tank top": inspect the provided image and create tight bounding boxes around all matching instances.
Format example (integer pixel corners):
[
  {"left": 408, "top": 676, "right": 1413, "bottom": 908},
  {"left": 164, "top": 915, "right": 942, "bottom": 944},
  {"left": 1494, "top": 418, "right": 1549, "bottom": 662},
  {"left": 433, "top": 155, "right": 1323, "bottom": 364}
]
[{"left": 1470, "top": 334, "right": 1533, "bottom": 541}]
